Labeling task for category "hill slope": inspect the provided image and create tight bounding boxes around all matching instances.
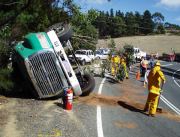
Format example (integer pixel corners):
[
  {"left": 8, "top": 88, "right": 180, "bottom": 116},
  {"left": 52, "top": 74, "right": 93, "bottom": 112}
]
[{"left": 96, "top": 34, "right": 180, "bottom": 55}]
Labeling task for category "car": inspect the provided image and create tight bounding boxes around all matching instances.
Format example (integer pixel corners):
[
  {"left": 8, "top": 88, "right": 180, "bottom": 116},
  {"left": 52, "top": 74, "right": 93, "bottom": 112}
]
[
  {"left": 95, "top": 49, "right": 109, "bottom": 60},
  {"left": 69, "top": 49, "right": 95, "bottom": 65}
]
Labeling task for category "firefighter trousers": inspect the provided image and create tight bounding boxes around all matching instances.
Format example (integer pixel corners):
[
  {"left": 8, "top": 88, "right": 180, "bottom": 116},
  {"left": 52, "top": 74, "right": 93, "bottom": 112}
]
[
  {"left": 111, "top": 63, "right": 118, "bottom": 76},
  {"left": 144, "top": 92, "right": 159, "bottom": 115},
  {"left": 122, "top": 63, "right": 128, "bottom": 78}
]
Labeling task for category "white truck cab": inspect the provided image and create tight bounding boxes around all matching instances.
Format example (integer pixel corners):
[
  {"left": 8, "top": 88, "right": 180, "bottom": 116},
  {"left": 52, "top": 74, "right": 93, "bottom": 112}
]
[
  {"left": 69, "top": 49, "right": 95, "bottom": 65},
  {"left": 95, "top": 48, "right": 109, "bottom": 60},
  {"left": 133, "top": 47, "right": 146, "bottom": 61}
]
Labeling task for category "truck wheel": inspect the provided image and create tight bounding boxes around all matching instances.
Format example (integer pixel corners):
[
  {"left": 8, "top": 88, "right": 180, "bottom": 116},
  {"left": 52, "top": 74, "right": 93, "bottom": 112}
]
[
  {"left": 96, "top": 56, "right": 100, "bottom": 60},
  {"left": 135, "top": 57, "right": 138, "bottom": 63},
  {"left": 80, "top": 73, "right": 95, "bottom": 96},
  {"left": 47, "top": 23, "right": 72, "bottom": 42},
  {"left": 81, "top": 59, "right": 86, "bottom": 66},
  {"left": 90, "top": 59, "right": 94, "bottom": 64}
]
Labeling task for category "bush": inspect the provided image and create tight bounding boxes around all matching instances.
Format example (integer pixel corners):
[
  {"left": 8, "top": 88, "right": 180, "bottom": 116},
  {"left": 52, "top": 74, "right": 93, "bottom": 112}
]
[
  {"left": 108, "top": 39, "right": 116, "bottom": 56},
  {"left": 0, "top": 41, "right": 11, "bottom": 68},
  {"left": 0, "top": 68, "right": 14, "bottom": 91},
  {"left": 0, "top": 26, "right": 14, "bottom": 92},
  {"left": 123, "top": 44, "right": 135, "bottom": 68},
  {"left": 157, "top": 25, "right": 165, "bottom": 34}
]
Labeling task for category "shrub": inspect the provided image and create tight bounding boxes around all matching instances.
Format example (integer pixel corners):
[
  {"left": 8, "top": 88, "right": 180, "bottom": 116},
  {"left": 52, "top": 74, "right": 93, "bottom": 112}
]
[
  {"left": 123, "top": 44, "right": 135, "bottom": 68},
  {"left": 0, "top": 68, "right": 14, "bottom": 91}
]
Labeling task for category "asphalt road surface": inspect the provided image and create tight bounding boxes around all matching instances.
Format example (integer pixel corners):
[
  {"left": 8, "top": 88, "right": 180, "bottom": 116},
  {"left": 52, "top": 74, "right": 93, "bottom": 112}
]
[
  {"left": 94, "top": 61, "right": 180, "bottom": 137},
  {"left": 0, "top": 61, "right": 179, "bottom": 137}
]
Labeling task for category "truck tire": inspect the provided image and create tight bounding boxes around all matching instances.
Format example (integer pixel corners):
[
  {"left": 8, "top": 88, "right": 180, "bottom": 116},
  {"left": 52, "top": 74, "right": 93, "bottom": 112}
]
[
  {"left": 47, "top": 23, "right": 72, "bottom": 42},
  {"left": 81, "top": 59, "right": 86, "bottom": 66},
  {"left": 97, "top": 56, "right": 100, "bottom": 60},
  {"left": 80, "top": 73, "right": 95, "bottom": 96}
]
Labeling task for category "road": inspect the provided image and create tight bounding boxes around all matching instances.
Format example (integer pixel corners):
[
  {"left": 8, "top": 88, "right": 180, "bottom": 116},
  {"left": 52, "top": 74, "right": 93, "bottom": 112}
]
[
  {"left": 94, "top": 61, "right": 180, "bottom": 137},
  {"left": 0, "top": 61, "right": 180, "bottom": 137},
  {"left": 160, "top": 61, "right": 180, "bottom": 114}
]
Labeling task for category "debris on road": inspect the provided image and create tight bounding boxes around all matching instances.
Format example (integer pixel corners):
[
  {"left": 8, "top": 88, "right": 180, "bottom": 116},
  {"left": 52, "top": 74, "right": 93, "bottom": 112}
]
[
  {"left": 159, "top": 112, "right": 180, "bottom": 122},
  {"left": 76, "top": 78, "right": 180, "bottom": 122},
  {"left": 76, "top": 93, "right": 119, "bottom": 106}
]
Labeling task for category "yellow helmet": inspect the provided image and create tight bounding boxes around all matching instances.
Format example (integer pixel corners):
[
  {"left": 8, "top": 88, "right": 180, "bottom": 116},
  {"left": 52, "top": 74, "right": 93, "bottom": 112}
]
[{"left": 155, "top": 61, "right": 161, "bottom": 66}]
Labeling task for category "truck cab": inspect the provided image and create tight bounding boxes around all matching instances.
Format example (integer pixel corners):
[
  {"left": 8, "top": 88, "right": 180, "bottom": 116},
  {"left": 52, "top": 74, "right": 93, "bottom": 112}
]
[
  {"left": 133, "top": 47, "right": 146, "bottom": 62},
  {"left": 14, "top": 31, "right": 83, "bottom": 98}
]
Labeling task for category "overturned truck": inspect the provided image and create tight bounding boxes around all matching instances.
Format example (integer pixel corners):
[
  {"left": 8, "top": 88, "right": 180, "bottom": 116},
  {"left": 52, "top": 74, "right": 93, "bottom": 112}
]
[{"left": 13, "top": 26, "right": 95, "bottom": 99}]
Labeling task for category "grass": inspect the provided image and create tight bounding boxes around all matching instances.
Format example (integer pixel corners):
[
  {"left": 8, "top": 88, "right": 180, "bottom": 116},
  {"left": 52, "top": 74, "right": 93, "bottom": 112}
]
[{"left": 97, "top": 34, "right": 180, "bottom": 55}]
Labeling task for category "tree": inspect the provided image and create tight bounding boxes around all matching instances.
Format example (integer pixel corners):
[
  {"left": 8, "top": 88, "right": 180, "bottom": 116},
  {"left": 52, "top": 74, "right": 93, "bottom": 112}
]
[
  {"left": 110, "top": 8, "right": 114, "bottom": 17},
  {"left": 71, "top": 7, "right": 98, "bottom": 51},
  {"left": 116, "top": 10, "right": 124, "bottom": 19},
  {"left": 142, "top": 10, "right": 154, "bottom": 34},
  {"left": 0, "top": 0, "right": 97, "bottom": 92},
  {"left": 0, "top": 25, "right": 13, "bottom": 91},
  {"left": 93, "top": 11, "right": 108, "bottom": 37},
  {"left": 152, "top": 12, "right": 164, "bottom": 24},
  {"left": 125, "top": 12, "right": 136, "bottom": 35},
  {"left": 157, "top": 24, "right": 165, "bottom": 34},
  {"left": 88, "top": 9, "right": 99, "bottom": 23},
  {"left": 134, "top": 11, "right": 142, "bottom": 34},
  {"left": 110, "top": 16, "right": 125, "bottom": 37},
  {"left": 123, "top": 44, "right": 134, "bottom": 68},
  {"left": 108, "top": 38, "right": 116, "bottom": 55}
]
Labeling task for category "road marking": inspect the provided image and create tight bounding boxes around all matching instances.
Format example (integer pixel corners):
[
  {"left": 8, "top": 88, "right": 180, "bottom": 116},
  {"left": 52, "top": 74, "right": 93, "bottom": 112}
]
[
  {"left": 98, "top": 78, "right": 106, "bottom": 95},
  {"left": 161, "top": 64, "right": 173, "bottom": 67},
  {"left": 97, "top": 78, "right": 106, "bottom": 137},
  {"left": 97, "top": 106, "right": 104, "bottom": 137},
  {"left": 172, "top": 69, "right": 180, "bottom": 88},
  {"left": 160, "top": 95, "right": 180, "bottom": 115},
  {"left": 174, "top": 80, "right": 180, "bottom": 88}
]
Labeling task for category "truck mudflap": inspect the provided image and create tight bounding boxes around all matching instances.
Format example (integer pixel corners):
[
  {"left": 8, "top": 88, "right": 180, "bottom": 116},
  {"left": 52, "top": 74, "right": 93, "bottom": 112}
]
[{"left": 47, "top": 30, "right": 82, "bottom": 96}]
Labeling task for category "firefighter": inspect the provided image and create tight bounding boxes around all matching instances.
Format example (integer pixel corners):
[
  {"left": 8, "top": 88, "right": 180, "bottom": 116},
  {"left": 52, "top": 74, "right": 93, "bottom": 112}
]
[
  {"left": 144, "top": 61, "right": 166, "bottom": 117},
  {"left": 120, "top": 55, "right": 129, "bottom": 79},
  {"left": 111, "top": 53, "right": 120, "bottom": 76}
]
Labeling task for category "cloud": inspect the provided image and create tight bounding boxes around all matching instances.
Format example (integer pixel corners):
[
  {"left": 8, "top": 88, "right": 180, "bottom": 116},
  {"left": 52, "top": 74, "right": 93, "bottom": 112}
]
[{"left": 158, "top": 0, "right": 180, "bottom": 8}]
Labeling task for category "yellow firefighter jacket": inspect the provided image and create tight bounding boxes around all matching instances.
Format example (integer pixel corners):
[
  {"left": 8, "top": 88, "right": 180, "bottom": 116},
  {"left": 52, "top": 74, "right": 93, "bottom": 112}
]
[
  {"left": 111, "top": 55, "right": 120, "bottom": 64},
  {"left": 148, "top": 66, "right": 166, "bottom": 95}
]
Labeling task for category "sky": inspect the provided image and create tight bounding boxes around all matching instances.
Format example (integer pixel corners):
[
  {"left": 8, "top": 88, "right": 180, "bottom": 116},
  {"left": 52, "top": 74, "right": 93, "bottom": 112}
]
[{"left": 74, "top": 0, "right": 180, "bottom": 25}]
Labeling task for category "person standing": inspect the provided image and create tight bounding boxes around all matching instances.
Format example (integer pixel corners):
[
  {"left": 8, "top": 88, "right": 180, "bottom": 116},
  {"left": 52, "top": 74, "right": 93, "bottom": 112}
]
[
  {"left": 149, "top": 56, "right": 155, "bottom": 69},
  {"left": 121, "top": 56, "right": 129, "bottom": 79},
  {"left": 143, "top": 68, "right": 150, "bottom": 88},
  {"left": 144, "top": 61, "right": 166, "bottom": 117},
  {"left": 111, "top": 53, "right": 120, "bottom": 76},
  {"left": 140, "top": 57, "right": 148, "bottom": 77}
]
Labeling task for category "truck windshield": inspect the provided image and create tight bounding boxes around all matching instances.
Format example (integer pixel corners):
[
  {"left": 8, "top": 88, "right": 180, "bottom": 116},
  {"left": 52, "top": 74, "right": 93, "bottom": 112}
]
[
  {"left": 75, "top": 51, "right": 86, "bottom": 54},
  {"left": 96, "top": 51, "right": 101, "bottom": 54}
]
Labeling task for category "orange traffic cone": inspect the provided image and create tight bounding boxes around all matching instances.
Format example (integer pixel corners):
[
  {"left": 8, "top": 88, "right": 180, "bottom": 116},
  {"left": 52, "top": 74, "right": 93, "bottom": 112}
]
[{"left": 136, "top": 71, "right": 141, "bottom": 80}]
